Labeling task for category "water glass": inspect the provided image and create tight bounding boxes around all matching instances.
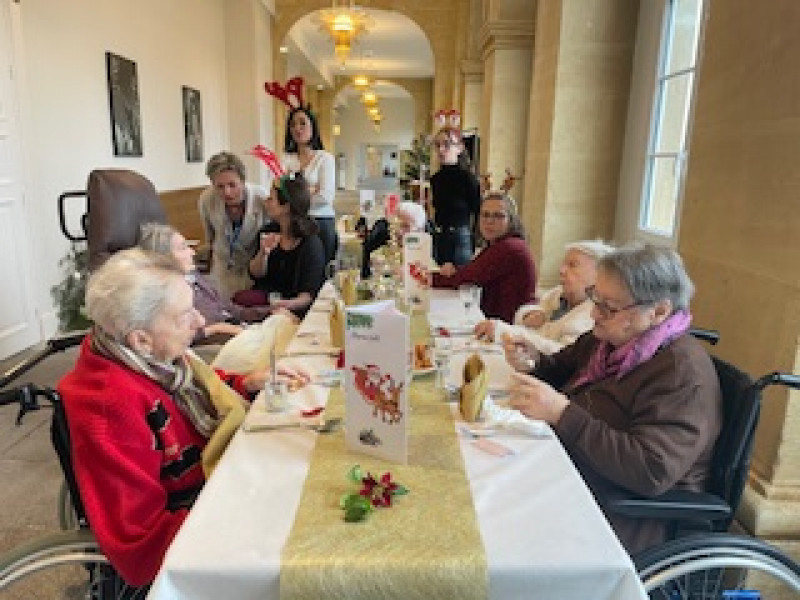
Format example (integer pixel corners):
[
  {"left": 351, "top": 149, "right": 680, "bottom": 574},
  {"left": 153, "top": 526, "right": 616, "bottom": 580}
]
[
  {"left": 264, "top": 380, "right": 288, "bottom": 412},
  {"left": 433, "top": 337, "right": 452, "bottom": 390},
  {"left": 458, "top": 284, "right": 481, "bottom": 324}
]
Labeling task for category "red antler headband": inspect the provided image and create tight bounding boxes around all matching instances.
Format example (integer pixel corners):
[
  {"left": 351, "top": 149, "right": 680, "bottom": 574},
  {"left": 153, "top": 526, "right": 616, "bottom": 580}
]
[
  {"left": 434, "top": 109, "right": 461, "bottom": 129},
  {"left": 248, "top": 145, "right": 285, "bottom": 179},
  {"left": 264, "top": 76, "right": 305, "bottom": 110}
]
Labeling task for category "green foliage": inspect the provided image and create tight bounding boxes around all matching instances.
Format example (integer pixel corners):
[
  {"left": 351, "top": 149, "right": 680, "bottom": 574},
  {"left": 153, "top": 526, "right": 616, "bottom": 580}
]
[
  {"left": 402, "top": 133, "right": 431, "bottom": 182},
  {"left": 401, "top": 133, "right": 431, "bottom": 201},
  {"left": 50, "top": 243, "right": 91, "bottom": 332}
]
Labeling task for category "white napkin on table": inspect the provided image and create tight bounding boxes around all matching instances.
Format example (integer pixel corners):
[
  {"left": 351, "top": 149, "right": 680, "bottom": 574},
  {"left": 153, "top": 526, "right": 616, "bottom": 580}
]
[{"left": 480, "top": 395, "right": 550, "bottom": 438}]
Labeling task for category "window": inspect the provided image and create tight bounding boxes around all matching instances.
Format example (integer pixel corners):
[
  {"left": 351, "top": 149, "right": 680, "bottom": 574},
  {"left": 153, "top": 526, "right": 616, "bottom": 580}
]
[{"left": 640, "top": 0, "right": 705, "bottom": 237}]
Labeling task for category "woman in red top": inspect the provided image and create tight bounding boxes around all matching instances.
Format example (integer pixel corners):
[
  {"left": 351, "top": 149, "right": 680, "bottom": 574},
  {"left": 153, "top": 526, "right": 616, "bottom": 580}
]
[{"left": 432, "top": 192, "right": 537, "bottom": 322}]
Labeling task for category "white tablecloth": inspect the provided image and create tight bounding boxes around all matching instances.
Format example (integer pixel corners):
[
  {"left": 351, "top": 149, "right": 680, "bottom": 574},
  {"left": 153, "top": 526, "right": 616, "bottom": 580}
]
[{"left": 148, "top": 287, "right": 646, "bottom": 600}]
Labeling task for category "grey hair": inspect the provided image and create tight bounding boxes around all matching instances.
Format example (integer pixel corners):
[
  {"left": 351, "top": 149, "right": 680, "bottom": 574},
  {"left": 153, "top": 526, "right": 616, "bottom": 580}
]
[
  {"left": 205, "top": 151, "right": 246, "bottom": 181},
  {"left": 86, "top": 247, "right": 186, "bottom": 340},
  {"left": 138, "top": 222, "right": 177, "bottom": 256},
  {"left": 396, "top": 201, "right": 427, "bottom": 231},
  {"left": 565, "top": 239, "right": 615, "bottom": 262},
  {"left": 599, "top": 243, "right": 694, "bottom": 312}
]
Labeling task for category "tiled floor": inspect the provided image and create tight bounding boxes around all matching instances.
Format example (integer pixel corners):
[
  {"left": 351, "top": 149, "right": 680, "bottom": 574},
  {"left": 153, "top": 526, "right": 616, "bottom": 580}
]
[{"left": 0, "top": 344, "right": 81, "bottom": 597}]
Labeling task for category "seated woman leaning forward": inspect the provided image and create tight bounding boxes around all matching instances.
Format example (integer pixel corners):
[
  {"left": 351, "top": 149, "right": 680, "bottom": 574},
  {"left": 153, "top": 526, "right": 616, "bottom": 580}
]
[
  {"left": 503, "top": 243, "right": 722, "bottom": 555},
  {"left": 57, "top": 248, "right": 305, "bottom": 589},
  {"left": 474, "top": 239, "right": 613, "bottom": 354},
  {"left": 432, "top": 192, "right": 537, "bottom": 323},
  {"left": 236, "top": 171, "right": 326, "bottom": 320}
]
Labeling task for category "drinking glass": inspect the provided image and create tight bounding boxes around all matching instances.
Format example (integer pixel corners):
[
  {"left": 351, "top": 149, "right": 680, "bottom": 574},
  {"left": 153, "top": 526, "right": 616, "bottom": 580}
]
[
  {"left": 458, "top": 284, "right": 481, "bottom": 325},
  {"left": 433, "top": 337, "right": 452, "bottom": 390}
]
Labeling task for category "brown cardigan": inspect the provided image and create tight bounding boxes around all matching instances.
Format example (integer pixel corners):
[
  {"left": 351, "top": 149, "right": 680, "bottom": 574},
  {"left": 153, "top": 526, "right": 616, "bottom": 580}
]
[{"left": 535, "top": 332, "right": 723, "bottom": 555}]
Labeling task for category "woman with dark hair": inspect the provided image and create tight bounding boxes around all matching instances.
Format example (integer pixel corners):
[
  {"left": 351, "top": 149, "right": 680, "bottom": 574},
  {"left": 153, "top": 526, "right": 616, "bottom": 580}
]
[
  {"left": 429, "top": 125, "right": 482, "bottom": 266},
  {"left": 245, "top": 171, "right": 326, "bottom": 319},
  {"left": 281, "top": 106, "right": 338, "bottom": 265},
  {"left": 432, "top": 192, "right": 537, "bottom": 323}
]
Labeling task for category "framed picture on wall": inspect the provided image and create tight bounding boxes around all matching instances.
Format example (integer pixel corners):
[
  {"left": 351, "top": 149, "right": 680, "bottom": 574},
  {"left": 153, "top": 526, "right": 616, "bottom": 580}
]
[
  {"left": 105, "top": 52, "right": 143, "bottom": 157},
  {"left": 182, "top": 86, "right": 203, "bottom": 162}
]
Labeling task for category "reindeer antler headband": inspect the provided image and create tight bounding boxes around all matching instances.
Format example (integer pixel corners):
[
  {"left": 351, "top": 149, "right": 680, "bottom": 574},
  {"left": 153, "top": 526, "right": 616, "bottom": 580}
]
[
  {"left": 482, "top": 168, "right": 519, "bottom": 207},
  {"left": 434, "top": 109, "right": 461, "bottom": 129},
  {"left": 264, "top": 76, "right": 306, "bottom": 110}
]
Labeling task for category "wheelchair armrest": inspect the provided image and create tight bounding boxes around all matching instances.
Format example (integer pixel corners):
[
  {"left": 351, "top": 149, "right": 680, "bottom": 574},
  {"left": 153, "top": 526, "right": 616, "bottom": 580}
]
[{"left": 604, "top": 489, "right": 731, "bottom": 522}]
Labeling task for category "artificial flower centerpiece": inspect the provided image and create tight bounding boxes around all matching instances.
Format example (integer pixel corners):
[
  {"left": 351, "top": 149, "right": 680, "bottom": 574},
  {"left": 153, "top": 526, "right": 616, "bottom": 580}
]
[{"left": 340, "top": 465, "right": 409, "bottom": 522}]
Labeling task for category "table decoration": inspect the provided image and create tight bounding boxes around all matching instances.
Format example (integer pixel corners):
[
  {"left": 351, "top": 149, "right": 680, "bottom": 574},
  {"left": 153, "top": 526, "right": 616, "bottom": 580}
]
[
  {"left": 280, "top": 381, "right": 488, "bottom": 600},
  {"left": 339, "top": 465, "right": 409, "bottom": 522}
]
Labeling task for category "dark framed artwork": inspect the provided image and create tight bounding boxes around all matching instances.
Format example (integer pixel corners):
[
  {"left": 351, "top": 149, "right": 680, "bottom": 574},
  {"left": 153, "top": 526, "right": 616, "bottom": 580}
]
[
  {"left": 182, "top": 86, "right": 203, "bottom": 162},
  {"left": 105, "top": 52, "right": 143, "bottom": 157}
]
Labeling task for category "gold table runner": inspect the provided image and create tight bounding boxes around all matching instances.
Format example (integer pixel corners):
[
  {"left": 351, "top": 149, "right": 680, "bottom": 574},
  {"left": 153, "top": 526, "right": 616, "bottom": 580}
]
[{"left": 280, "top": 311, "right": 488, "bottom": 600}]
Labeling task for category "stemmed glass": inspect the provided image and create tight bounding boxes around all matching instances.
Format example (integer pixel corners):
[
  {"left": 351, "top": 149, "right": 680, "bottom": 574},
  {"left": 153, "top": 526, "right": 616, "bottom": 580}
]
[{"left": 458, "top": 284, "right": 481, "bottom": 326}]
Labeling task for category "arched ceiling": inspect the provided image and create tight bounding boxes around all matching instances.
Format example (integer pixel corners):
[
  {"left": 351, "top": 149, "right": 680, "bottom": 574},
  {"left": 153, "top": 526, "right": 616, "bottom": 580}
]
[{"left": 283, "top": 7, "right": 434, "bottom": 89}]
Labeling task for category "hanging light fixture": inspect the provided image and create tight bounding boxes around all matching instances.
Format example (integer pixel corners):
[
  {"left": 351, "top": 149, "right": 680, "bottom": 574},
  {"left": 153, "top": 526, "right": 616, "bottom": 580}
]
[
  {"left": 318, "top": 1, "right": 373, "bottom": 65},
  {"left": 352, "top": 73, "right": 372, "bottom": 90},
  {"left": 361, "top": 90, "right": 378, "bottom": 107}
]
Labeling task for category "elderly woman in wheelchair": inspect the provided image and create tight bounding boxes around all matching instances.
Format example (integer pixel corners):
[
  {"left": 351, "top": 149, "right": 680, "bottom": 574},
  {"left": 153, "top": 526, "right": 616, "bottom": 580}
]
[
  {"left": 504, "top": 243, "right": 723, "bottom": 556},
  {"left": 56, "top": 248, "right": 298, "bottom": 589}
]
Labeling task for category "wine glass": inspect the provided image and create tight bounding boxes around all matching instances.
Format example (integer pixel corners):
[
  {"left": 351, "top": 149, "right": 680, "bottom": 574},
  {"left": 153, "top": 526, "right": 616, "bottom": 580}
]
[
  {"left": 458, "top": 284, "right": 480, "bottom": 325},
  {"left": 433, "top": 337, "right": 452, "bottom": 391}
]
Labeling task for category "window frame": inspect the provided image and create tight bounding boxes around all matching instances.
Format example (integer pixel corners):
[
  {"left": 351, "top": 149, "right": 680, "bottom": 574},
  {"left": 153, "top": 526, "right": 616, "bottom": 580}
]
[{"left": 638, "top": 0, "right": 706, "bottom": 243}]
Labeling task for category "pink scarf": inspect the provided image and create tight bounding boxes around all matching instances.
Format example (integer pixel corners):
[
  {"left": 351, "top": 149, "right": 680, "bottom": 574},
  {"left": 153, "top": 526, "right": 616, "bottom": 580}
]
[{"left": 569, "top": 310, "right": 692, "bottom": 390}]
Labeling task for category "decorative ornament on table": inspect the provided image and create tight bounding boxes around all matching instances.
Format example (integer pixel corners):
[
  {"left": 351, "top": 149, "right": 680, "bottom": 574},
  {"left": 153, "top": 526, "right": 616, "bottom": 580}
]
[{"left": 339, "top": 464, "right": 409, "bottom": 522}]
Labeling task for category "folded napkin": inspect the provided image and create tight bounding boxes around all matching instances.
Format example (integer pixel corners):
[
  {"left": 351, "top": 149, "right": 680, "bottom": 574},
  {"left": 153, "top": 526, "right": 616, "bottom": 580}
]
[
  {"left": 243, "top": 409, "right": 324, "bottom": 432},
  {"left": 329, "top": 298, "right": 345, "bottom": 349},
  {"left": 459, "top": 353, "right": 488, "bottom": 422},
  {"left": 335, "top": 270, "right": 358, "bottom": 306},
  {"left": 211, "top": 312, "right": 298, "bottom": 373},
  {"left": 481, "top": 395, "right": 550, "bottom": 437}
]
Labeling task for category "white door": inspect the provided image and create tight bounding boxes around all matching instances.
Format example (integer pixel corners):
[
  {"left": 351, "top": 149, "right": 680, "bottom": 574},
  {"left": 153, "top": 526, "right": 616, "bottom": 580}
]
[{"left": 0, "top": 0, "right": 39, "bottom": 358}]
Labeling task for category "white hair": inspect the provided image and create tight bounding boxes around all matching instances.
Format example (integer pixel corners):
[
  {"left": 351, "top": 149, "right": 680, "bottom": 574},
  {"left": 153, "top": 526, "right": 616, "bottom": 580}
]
[
  {"left": 86, "top": 247, "right": 185, "bottom": 340},
  {"left": 565, "top": 239, "right": 615, "bottom": 261},
  {"left": 396, "top": 201, "right": 427, "bottom": 231}
]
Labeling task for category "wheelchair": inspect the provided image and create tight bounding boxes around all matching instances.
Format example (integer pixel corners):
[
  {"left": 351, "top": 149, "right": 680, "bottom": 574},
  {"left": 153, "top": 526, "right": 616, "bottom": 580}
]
[
  {"left": 0, "top": 333, "right": 148, "bottom": 599},
  {"left": 597, "top": 338, "right": 800, "bottom": 598}
]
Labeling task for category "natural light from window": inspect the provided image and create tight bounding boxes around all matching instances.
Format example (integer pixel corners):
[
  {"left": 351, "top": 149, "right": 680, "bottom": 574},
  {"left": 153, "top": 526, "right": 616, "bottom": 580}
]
[{"left": 640, "top": 0, "right": 704, "bottom": 237}]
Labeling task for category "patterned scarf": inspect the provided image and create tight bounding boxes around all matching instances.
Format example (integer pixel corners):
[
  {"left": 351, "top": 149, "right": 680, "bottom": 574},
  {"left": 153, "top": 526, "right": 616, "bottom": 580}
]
[
  {"left": 569, "top": 310, "right": 692, "bottom": 390},
  {"left": 91, "top": 326, "right": 219, "bottom": 438}
]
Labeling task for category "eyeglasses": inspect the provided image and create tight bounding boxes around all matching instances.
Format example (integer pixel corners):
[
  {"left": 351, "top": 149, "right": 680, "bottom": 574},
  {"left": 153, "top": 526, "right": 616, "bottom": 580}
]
[
  {"left": 480, "top": 211, "right": 508, "bottom": 221},
  {"left": 585, "top": 285, "right": 646, "bottom": 318},
  {"left": 433, "top": 139, "right": 455, "bottom": 149}
]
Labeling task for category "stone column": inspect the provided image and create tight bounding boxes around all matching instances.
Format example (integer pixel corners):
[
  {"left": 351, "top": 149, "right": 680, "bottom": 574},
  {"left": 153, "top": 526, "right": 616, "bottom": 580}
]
[
  {"left": 460, "top": 59, "right": 483, "bottom": 133},
  {"left": 521, "top": 0, "right": 638, "bottom": 285},
  {"left": 478, "top": 19, "right": 535, "bottom": 200}
]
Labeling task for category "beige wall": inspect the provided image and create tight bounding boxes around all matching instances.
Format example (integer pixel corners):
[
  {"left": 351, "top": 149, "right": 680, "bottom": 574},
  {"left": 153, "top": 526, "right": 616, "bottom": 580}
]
[{"left": 677, "top": 0, "right": 800, "bottom": 559}]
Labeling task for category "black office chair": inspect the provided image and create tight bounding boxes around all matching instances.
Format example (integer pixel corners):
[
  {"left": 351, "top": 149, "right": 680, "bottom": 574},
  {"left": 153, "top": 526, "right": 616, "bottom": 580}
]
[{"left": 602, "top": 360, "right": 800, "bottom": 538}]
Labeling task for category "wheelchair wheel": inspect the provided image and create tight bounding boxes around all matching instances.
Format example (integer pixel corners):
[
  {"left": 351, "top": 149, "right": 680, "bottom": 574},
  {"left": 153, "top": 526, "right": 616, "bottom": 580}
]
[
  {"left": 636, "top": 533, "right": 800, "bottom": 599},
  {"left": 0, "top": 529, "right": 147, "bottom": 599}
]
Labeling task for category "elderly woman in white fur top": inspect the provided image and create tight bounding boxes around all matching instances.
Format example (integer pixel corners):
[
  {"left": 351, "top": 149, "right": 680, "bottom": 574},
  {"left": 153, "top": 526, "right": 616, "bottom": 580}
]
[{"left": 473, "top": 240, "right": 613, "bottom": 354}]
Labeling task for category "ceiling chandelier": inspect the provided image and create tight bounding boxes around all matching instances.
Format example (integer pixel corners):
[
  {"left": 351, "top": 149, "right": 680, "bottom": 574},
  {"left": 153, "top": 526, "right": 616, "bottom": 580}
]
[{"left": 318, "top": 1, "right": 373, "bottom": 65}]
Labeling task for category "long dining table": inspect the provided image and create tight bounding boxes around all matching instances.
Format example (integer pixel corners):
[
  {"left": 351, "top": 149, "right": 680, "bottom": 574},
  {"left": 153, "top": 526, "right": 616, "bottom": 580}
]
[{"left": 147, "top": 285, "right": 647, "bottom": 600}]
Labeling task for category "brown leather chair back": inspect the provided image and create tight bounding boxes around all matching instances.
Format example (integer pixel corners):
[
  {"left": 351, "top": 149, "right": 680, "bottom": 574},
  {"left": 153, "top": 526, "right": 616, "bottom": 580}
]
[{"left": 86, "top": 169, "right": 167, "bottom": 270}]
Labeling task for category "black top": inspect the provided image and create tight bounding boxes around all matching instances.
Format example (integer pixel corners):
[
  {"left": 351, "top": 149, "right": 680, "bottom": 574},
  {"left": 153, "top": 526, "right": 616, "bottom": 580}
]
[
  {"left": 429, "top": 164, "right": 481, "bottom": 228},
  {"left": 251, "top": 224, "right": 326, "bottom": 318}
]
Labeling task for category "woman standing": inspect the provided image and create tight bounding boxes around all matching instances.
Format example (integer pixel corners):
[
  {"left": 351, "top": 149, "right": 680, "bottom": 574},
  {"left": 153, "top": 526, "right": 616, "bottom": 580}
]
[
  {"left": 432, "top": 192, "right": 537, "bottom": 323},
  {"left": 429, "top": 125, "right": 481, "bottom": 266},
  {"left": 197, "top": 152, "right": 268, "bottom": 299},
  {"left": 281, "top": 107, "right": 338, "bottom": 267},
  {"left": 247, "top": 172, "right": 326, "bottom": 319}
]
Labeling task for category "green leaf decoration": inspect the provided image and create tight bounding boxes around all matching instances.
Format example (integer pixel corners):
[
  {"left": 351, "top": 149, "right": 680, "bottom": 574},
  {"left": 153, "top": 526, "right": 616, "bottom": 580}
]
[
  {"left": 392, "top": 485, "right": 410, "bottom": 496},
  {"left": 346, "top": 465, "right": 363, "bottom": 484}
]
